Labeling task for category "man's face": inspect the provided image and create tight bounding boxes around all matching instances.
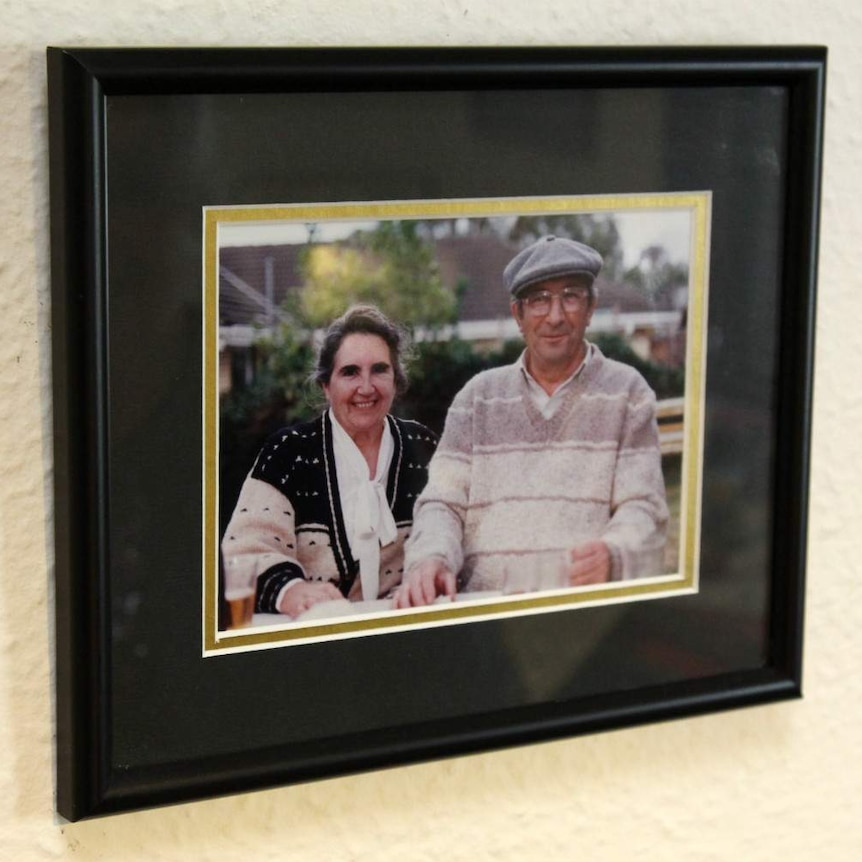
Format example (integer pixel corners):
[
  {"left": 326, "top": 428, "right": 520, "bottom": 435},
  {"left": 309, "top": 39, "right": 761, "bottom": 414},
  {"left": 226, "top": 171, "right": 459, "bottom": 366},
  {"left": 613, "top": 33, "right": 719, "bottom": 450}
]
[{"left": 510, "top": 275, "right": 595, "bottom": 377}]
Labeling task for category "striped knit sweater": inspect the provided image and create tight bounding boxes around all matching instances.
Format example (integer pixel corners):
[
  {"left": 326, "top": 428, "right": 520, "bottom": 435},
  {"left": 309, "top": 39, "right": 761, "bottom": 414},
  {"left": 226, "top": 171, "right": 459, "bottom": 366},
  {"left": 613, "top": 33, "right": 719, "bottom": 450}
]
[
  {"left": 403, "top": 346, "right": 668, "bottom": 590},
  {"left": 222, "top": 413, "right": 438, "bottom": 611}
]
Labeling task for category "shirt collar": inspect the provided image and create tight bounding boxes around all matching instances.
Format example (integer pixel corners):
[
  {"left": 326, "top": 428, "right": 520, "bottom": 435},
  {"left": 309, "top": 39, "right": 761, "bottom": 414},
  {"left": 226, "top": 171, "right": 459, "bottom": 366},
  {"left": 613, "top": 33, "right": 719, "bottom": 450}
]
[{"left": 518, "top": 341, "right": 592, "bottom": 393}]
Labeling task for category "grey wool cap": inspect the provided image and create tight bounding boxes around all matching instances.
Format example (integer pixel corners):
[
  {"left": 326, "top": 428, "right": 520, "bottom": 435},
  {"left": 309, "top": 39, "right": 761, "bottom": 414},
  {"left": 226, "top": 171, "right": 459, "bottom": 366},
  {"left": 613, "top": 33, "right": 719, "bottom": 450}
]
[{"left": 504, "top": 235, "right": 603, "bottom": 297}]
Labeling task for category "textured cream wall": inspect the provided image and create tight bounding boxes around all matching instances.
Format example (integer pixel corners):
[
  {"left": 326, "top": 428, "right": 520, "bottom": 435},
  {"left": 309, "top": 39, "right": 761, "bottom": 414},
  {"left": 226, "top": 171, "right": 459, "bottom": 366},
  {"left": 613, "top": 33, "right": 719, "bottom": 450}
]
[{"left": 1, "top": 1, "right": 860, "bottom": 859}]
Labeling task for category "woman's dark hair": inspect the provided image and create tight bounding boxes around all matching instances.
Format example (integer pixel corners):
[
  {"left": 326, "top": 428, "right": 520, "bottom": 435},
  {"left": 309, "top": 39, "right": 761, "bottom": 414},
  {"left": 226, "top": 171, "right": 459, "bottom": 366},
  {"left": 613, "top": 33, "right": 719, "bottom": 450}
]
[{"left": 313, "top": 305, "right": 412, "bottom": 396}]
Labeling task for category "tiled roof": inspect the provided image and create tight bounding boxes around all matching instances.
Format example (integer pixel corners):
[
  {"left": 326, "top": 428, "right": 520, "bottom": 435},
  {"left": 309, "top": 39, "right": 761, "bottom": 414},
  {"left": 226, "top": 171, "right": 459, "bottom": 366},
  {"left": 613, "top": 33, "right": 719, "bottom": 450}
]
[
  {"left": 219, "top": 244, "right": 304, "bottom": 325},
  {"left": 435, "top": 234, "right": 515, "bottom": 322}
]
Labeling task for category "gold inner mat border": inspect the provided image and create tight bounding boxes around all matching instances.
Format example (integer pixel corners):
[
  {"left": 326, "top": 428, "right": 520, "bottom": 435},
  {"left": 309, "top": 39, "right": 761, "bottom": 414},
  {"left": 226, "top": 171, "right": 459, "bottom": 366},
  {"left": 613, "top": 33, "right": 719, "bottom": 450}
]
[{"left": 202, "top": 191, "right": 710, "bottom": 655}]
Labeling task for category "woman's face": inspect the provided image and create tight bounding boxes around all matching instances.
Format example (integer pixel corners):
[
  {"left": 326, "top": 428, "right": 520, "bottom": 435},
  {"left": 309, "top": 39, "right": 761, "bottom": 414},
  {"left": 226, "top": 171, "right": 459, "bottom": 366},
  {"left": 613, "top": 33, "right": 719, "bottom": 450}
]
[{"left": 323, "top": 333, "right": 396, "bottom": 441}]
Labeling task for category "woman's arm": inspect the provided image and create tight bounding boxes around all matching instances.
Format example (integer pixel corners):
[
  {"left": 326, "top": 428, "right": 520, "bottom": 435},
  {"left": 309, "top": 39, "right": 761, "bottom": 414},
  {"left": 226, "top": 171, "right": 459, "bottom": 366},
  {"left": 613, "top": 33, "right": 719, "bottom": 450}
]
[{"left": 221, "top": 477, "right": 308, "bottom": 613}]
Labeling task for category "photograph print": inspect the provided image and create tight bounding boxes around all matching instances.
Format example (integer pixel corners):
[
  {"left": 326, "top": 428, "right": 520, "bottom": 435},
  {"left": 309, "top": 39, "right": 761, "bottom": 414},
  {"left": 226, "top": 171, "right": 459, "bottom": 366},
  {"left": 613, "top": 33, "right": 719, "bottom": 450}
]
[{"left": 203, "top": 193, "right": 710, "bottom": 654}]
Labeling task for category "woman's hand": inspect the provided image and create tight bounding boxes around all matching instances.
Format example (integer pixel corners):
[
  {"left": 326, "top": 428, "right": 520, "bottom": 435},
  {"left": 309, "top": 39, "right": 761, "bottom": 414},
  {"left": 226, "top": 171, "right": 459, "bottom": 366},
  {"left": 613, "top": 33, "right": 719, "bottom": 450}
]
[{"left": 277, "top": 580, "right": 343, "bottom": 618}]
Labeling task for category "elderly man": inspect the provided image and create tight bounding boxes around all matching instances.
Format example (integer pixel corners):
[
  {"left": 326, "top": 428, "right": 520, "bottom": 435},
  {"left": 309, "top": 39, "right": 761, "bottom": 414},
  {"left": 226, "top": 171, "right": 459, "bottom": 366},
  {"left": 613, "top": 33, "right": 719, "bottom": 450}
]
[{"left": 395, "top": 234, "right": 668, "bottom": 608}]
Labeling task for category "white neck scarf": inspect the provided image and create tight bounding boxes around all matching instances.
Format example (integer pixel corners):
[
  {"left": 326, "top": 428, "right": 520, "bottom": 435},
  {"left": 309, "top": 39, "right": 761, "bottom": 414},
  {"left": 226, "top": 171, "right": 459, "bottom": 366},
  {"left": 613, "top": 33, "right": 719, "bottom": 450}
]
[{"left": 329, "top": 410, "right": 397, "bottom": 601}]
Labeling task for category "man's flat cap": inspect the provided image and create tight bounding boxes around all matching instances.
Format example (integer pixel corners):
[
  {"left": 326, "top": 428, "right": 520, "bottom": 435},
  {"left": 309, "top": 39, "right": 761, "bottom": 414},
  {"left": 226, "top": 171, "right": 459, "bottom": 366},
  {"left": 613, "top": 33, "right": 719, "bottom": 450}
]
[{"left": 504, "top": 235, "right": 603, "bottom": 297}]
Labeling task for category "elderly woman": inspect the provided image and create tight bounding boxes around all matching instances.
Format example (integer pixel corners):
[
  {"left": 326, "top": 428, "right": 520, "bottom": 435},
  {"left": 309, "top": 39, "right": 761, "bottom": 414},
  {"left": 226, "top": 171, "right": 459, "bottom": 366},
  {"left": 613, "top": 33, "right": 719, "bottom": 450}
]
[{"left": 222, "top": 305, "right": 437, "bottom": 618}]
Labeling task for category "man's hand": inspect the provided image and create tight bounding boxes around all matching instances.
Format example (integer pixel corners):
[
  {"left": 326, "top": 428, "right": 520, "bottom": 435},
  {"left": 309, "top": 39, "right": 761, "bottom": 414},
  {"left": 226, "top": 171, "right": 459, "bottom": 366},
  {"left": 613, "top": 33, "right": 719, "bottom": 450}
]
[
  {"left": 393, "top": 559, "right": 456, "bottom": 608},
  {"left": 566, "top": 540, "right": 612, "bottom": 586},
  {"left": 278, "top": 580, "right": 343, "bottom": 618}
]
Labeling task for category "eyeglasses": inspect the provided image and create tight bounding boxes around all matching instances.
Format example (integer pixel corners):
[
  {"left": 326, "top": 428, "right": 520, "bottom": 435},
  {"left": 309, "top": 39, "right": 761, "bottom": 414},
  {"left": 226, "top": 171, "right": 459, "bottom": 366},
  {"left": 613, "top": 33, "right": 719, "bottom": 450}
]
[{"left": 520, "top": 287, "right": 591, "bottom": 316}]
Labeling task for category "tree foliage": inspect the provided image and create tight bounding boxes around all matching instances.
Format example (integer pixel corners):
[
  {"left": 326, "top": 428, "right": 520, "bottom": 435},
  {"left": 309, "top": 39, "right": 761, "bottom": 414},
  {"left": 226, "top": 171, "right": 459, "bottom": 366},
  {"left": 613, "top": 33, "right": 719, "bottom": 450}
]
[
  {"left": 623, "top": 244, "right": 689, "bottom": 303},
  {"left": 591, "top": 332, "right": 685, "bottom": 400},
  {"left": 218, "top": 326, "right": 317, "bottom": 526},
  {"left": 397, "top": 338, "right": 523, "bottom": 435},
  {"left": 298, "top": 221, "right": 457, "bottom": 330}
]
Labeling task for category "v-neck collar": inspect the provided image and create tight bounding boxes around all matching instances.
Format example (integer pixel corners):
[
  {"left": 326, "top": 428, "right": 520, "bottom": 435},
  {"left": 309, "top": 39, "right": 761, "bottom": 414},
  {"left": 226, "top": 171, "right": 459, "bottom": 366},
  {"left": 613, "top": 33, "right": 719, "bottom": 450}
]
[{"left": 517, "top": 345, "right": 595, "bottom": 435}]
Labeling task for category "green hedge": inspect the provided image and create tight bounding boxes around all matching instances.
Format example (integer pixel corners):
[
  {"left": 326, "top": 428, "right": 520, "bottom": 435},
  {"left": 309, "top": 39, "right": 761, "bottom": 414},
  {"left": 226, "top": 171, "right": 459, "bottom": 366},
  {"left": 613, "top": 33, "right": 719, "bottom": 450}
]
[{"left": 219, "top": 332, "right": 684, "bottom": 524}]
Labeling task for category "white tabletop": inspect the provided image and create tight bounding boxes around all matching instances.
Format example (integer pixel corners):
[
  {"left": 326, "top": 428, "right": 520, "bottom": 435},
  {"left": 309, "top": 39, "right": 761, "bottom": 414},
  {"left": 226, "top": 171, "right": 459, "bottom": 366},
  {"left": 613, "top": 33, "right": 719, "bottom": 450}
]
[{"left": 250, "top": 591, "right": 503, "bottom": 628}]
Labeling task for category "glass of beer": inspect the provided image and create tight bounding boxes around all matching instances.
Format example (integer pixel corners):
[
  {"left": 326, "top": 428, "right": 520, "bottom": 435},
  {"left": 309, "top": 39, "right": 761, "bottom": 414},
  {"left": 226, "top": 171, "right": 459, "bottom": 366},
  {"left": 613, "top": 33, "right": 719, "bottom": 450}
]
[
  {"left": 224, "top": 587, "right": 255, "bottom": 629},
  {"left": 502, "top": 551, "right": 567, "bottom": 595}
]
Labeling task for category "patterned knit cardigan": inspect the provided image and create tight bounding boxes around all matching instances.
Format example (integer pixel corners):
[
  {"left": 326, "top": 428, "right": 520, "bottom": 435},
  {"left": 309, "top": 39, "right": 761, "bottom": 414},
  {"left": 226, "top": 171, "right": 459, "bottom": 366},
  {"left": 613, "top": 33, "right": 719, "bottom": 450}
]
[
  {"left": 403, "top": 346, "right": 669, "bottom": 591},
  {"left": 222, "top": 413, "right": 438, "bottom": 611}
]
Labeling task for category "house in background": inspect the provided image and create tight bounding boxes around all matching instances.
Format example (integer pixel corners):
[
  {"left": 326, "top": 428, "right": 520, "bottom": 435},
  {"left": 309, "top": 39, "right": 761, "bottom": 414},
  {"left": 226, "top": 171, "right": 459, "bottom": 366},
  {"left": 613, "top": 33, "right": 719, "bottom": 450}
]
[
  {"left": 219, "top": 244, "right": 302, "bottom": 394},
  {"left": 218, "top": 235, "right": 687, "bottom": 395}
]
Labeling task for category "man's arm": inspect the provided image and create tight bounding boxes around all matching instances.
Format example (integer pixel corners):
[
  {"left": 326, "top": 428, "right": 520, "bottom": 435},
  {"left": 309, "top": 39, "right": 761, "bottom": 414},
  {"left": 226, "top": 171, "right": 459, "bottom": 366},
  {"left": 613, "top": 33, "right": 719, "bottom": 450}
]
[
  {"left": 600, "top": 378, "right": 669, "bottom": 580},
  {"left": 393, "top": 557, "right": 457, "bottom": 608},
  {"left": 396, "top": 384, "right": 476, "bottom": 606}
]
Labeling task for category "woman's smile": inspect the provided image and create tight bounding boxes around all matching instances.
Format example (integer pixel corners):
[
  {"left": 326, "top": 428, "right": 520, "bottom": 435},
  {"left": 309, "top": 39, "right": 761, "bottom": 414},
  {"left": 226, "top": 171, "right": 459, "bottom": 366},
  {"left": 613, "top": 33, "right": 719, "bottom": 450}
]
[{"left": 323, "top": 333, "right": 396, "bottom": 444}]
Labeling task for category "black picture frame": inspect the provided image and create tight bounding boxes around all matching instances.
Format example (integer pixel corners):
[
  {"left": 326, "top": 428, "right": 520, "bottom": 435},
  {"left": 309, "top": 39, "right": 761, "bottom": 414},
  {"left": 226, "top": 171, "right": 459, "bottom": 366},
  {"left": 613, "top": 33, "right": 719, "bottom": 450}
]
[{"left": 48, "top": 45, "right": 825, "bottom": 821}]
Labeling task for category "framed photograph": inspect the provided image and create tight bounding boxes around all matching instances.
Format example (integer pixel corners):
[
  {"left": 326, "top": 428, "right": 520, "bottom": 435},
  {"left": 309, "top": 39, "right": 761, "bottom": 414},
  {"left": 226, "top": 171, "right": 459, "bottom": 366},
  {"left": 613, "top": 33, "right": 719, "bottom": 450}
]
[
  {"left": 48, "top": 45, "right": 825, "bottom": 820},
  {"left": 207, "top": 192, "right": 708, "bottom": 653}
]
